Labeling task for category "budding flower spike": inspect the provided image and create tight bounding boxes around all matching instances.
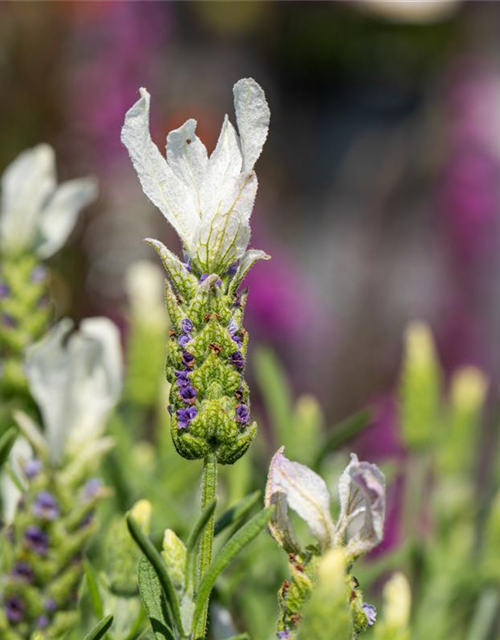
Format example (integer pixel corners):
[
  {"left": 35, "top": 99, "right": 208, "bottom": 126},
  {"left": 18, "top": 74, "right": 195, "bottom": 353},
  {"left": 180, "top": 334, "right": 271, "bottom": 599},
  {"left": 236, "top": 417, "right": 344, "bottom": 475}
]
[
  {"left": 121, "top": 78, "right": 271, "bottom": 464},
  {"left": 265, "top": 448, "right": 386, "bottom": 638}
]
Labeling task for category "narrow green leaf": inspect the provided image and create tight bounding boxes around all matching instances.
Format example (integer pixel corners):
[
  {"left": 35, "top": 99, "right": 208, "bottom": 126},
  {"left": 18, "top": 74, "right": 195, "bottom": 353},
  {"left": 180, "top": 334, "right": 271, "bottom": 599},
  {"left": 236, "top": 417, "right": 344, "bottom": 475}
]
[
  {"left": 83, "top": 615, "right": 114, "bottom": 640},
  {"left": 138, "top": 557, "right": 175, "bottom": 640},
  {"left": 214, "top": 491, "right": 261, "bottom": 536},
  {"left": 192, "top": 506, "right": 273, "bottom": 633},
  {"left": 83, "top": 559, "right": 104, "bottom": 621},
  {"left": 126, "top": 515, "right": 185, "bottom": 637},
  {"left": 0, "top": 428, "right": 16, "bottom": 468},
  {"left": 253, "top": 348, "right": 293, "bottom": 445},
  {"left": 185, "top": 497, "right": 217, "bottom": 590},
  {"left": 315, "top": 409, "right": 372, "bottom": 466}
]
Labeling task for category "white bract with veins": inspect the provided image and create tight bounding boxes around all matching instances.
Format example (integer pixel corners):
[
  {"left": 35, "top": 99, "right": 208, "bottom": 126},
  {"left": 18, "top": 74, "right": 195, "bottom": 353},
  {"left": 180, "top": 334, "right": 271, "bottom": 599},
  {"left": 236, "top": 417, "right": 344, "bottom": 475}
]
[
  {"left": 22, "top": 317, "right": 123, "bottom": 465},
  {"left": 121, "top": 78, "right": 270, "bottom": 274},
  {"left": 265, "top": 447, "right": 385, "bottom": 561},
  {"left": 0, "top": 144, "right": 97, "bottom": 257}
]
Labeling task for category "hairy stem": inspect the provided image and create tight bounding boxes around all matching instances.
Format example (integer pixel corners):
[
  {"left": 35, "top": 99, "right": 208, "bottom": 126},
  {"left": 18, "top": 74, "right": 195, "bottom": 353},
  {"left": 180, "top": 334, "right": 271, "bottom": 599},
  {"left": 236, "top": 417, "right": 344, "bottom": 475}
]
[{"left": 194, "top": 452, "right": 218, "bottom": 638}]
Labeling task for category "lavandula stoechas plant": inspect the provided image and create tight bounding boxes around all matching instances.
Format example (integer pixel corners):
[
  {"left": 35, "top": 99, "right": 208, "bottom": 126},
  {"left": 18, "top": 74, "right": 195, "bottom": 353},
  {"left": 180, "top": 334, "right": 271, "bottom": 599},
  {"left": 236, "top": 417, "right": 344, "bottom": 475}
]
[
  {"left": 0, "top": 146, "right": 97, "bottom": 433},
  {"left": 265, "top": 448, "right": 386, "bottom": 639},
  {"left": 121, "top": 78, "right": 270, "bottom": 638},
  {"left": 0, "top": 318, "right": 122, "bottom": 639}
]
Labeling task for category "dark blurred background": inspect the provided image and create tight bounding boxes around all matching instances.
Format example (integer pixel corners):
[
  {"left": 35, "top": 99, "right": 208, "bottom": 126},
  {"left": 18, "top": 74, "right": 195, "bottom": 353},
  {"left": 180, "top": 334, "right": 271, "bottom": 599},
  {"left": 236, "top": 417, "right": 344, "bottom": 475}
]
[{"left": 1, "top": 0, "right": 500, "bottom": 436}]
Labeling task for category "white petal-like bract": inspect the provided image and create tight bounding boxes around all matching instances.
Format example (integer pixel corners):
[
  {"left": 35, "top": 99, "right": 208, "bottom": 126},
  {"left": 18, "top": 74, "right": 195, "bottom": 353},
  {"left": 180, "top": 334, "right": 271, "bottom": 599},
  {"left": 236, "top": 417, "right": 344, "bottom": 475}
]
[
  {"left": 37, "top": 177, "right": 98, "bottom": 258},
  {"left": 265, "top": 447, "right": 335, "bottom": 552},
  {"left": 121, "top": 88, "right": 199, "bottom": 252},
  {"left": 336, "top": 453, "right": 386, "bottom": 559},
  {"left": 233, "top": 78, "right": 271, "bottom": 173},
  {"left": 0, "top": 144, "right": 55, "bottom": 254},
  {"left": 25, "top": 317, "right": 123, "bottom": 464}
]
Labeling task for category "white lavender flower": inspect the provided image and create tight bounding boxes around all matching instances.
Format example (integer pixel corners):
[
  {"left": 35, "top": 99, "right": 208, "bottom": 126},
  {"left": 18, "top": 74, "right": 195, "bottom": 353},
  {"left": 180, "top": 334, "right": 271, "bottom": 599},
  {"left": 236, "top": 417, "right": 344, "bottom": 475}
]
[
  {"left": 121, "top": 78, "right": 270, "bottom": 274},
  {"left": 0, "top": 144, "right": 97, "bottom": 258},
  {"left": 23, "top": 317, "right": 123, "bottom": 464},
  {"left": 265, "top": 447, "right": 385, "bottom": 560}
]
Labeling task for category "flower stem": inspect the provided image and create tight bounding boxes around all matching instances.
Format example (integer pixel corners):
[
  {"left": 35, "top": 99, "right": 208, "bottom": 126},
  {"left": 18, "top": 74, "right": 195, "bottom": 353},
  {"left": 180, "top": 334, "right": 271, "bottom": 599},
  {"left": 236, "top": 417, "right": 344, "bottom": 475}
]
[{"left": 194, "top": 452, "right": 217, "bottom": 638}]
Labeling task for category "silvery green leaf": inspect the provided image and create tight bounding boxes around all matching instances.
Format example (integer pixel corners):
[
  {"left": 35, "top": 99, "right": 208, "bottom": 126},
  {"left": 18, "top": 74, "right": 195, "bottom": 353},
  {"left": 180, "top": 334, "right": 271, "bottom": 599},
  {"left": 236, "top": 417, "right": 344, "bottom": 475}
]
[
  {"left": 265, "top": 447, "right": 335, "bottom": 552},
  {"left": 335, "top": 453, "right": 385, "bottom": 560},
  {"left": 0, "top": 144, "right": 55, "bottom": 254},
  {"left": 36, "top": 177, "right": 98, "bottom": 258},
  {"left": 121, "top": 88, "right": 199, "bottom": 252},
  {"left": 166, "top": 119, "right": 208, "bottom": 215},
  {"left": 25, "top": 317, "right": 123, "bottom": 464},
  {"left": 233, "top": 78, "right": 270, "bottom": 173},
  {"left": 145, "top": 237, "right": 198, "bottom": 300}
]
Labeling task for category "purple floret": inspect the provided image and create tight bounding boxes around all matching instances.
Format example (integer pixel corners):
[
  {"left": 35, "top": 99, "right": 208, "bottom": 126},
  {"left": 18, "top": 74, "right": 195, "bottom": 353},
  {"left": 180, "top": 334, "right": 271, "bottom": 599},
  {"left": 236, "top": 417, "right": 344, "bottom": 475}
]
[
  {"left": 0, "top": 283, "right": 9, "bottom": 298},
  {"left": 362, "top": 603, "right": 377, "bottom": 627},
  {"left": 176, "top": 407, "right": 197, "bottom": 429},
  {"left": 11, "top": 561, "right": 34, "bottom": 583},
  {"left": 200, "top": 274, "right": 209, "bottom": 283},
  {"left": 182, "top": 351, "right": 194, "bottom": 367},
  {"left": 24, "top": 459, "right": 43, "bottom": 479},
  {"left": 25, "top": 526, "right": 49, "bottom": 555},
  {"left": 37, "top": 615, "right": 50, "bottom": 629},
  {"left": 5, "top": 595, "right": 25, "bottom": 623},
  {"left": 178, "top": 333, "right": 192, "bottom": 347},
  {"left": 229, "top": 351, "right": 245, "bottom": 369},
  {"left": 181, "top": 318, "right": 193, "bottom": 333},
  {"left": 236, "top": 404, "right": 250, "bottom": 425},
  {"left": 31, "top": 265, "right": 47, "bottom": 283},
  {"left": 175, "top": 370, "right": 190, "bottom": 387},
  {"left": 33, "top": 491, "right": 59, "bottom": 520},
  {"left": 84, "top": 478, "right": 102, "bottom": 500},
  {"left": 180, "top": 385, "right": 197, "bottom": 403}
]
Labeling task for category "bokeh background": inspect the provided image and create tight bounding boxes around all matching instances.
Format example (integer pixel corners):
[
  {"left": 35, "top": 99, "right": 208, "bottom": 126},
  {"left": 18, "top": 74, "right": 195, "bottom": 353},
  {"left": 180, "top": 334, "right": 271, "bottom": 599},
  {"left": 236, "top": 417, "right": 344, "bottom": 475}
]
[{"left": 1, "top": 0, "right": 499, "bottom": 492}]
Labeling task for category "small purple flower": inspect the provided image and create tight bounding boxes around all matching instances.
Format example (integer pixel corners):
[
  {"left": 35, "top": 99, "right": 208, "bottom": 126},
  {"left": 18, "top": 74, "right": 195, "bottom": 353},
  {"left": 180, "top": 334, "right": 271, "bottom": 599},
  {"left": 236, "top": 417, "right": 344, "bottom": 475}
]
[
  {"left": 167, "top": 404, "right": 173, "bottom": 416},
  {"left": 25, "top": 526, "right": 49, "bottom": 555},
  {"left": 277, "top": 630, "right": 290, "bottom": 639},
  {"left": 44, "top": 598, "right": 57, "bottom": 612},
  {"left": 31, "top": 265, "right": 47, "bottom": 283},
  {"left": 182, "top": 351, "right": 194, "bottom": 367},
  {"left": 183, "top": 260, "right": 192, "bottom": 273},
  {"left": 11, "top": 561, "right": 34, "bottom": 583},
  {"left": 215, "top": 278, "right": 222, "bottom": 287},
  {"left": 24, "top": 459, "right": 43, "bottom": 479},
  {"left": 5, "top": 595, "right": 25, "bottom": 623},
  {"left": 362, "top": 603, "right": 377, "bottom": 627},
  {"left": 178, "top": 333, "right": 192, "bottom": 347},
  {"left": 236, "top": 404, "right": 250, "bottom": 425},
  {"left": 200, "top": 274, "right": 209, "bottom": 283},
  {"left": 37, "top": 614, "right": 50, "bottom": 629},
  {"left": 33, "top": 491, "right": 59, "bottom": 520},
  {"left": 84, "top": 478, "right": 102, "bottom": 500},
  {"left": 181, "top": 318, "right": 194, "bottom": 333},
  {"left": 0, "top": 283, "right": 9, "bottom": 298},
  {"left": 229, "top": 351, "right": 245, "bottom": 369},
  {"left": 175, "top": 370, "right": 190, "bottom": 387},
  {"left": 176, "top": 407, "right": 197, "bottom": 429},
  {"left": 180, "top": 385, "right": 197, "bottom": 403},
  {"left": 228, "top": 262, "right": 239, "bottom": 276}
]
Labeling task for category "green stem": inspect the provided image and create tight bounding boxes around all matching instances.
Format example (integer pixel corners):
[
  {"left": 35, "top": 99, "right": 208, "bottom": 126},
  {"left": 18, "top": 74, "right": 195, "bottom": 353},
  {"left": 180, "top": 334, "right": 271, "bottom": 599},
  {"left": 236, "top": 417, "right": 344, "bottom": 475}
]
[{"left": 194, "top": 453, "right": 218, "bottom": 639}]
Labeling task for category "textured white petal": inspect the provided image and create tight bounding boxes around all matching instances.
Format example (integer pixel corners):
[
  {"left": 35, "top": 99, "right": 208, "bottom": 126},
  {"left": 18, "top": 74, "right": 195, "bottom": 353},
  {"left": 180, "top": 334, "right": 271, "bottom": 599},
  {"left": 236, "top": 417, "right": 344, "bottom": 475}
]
[
  {"left": 336, "top": 453, "right": 386, "bottom": 559},
  {"left": 166, "top": 118, "right": 208, "bottom": 215},
  {"left": 25, "top": 317, "right": 122, "bottom": 464},
  {"left": 202, "top": 115, "right": 243, "bottom": 218},
  {"left": 121, "top": 88, "right": 198, "bottom": 251},
  {"left": 233, "top": 78, "right": 270, "bottom": 173},
  {"left": 266, "top": 447, "right": 335, "bottom": 551},
  {"left": 36, "top": 177, "right": 98, "bottom": 259},
  {"left": 1, "top": 437, "right": 32, "bottom": 524},
  {"left": 193, "top": 211, "right": 250, "bottom": 275},
  {"left": 0, "top": 144, "right": 56, "bottom": 253}
]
